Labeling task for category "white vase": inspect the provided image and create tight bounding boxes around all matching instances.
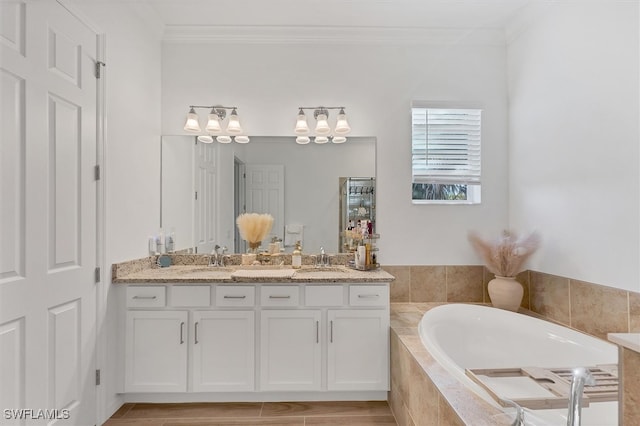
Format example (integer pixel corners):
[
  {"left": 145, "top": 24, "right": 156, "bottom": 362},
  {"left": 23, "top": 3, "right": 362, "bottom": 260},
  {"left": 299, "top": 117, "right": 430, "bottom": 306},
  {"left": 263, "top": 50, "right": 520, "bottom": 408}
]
[{"left": 488, "top": 276, "right": 523, "bottom": 312}]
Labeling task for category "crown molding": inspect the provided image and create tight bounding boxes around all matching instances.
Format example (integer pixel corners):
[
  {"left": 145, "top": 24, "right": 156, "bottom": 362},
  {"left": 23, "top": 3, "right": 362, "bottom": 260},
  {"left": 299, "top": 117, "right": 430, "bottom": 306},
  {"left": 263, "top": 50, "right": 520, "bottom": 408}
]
[{"left": 163, "top": 25, "right": 506, "bottom": 46}]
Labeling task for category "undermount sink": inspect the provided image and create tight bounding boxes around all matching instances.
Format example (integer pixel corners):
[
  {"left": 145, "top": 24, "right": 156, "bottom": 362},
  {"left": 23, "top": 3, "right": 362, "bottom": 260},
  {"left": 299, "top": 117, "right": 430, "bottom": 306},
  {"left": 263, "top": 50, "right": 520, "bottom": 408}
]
[{"left": 293, "top": 266, "right": 348, "bottom": 274}]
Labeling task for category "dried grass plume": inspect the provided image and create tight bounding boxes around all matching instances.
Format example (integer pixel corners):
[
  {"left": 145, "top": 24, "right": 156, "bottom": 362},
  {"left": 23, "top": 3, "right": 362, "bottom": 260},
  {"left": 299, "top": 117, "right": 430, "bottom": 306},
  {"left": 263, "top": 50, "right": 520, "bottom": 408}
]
[
  {"left": 468, "top": 230, "right": 540, "bottom": 277},
  {"left": 236, "top": 213, "right": 274, "bottom": 247}
]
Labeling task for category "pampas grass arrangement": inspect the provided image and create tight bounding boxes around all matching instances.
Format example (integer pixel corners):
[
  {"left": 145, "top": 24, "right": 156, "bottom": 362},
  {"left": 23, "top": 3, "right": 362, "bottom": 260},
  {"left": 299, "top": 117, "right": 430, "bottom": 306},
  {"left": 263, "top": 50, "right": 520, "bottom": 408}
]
[
  {"left": 236, "top": 213, "right": 274, "bottom": 251},
  {"left": 468, "top": 230, "right": 540, "bottom": 277}
]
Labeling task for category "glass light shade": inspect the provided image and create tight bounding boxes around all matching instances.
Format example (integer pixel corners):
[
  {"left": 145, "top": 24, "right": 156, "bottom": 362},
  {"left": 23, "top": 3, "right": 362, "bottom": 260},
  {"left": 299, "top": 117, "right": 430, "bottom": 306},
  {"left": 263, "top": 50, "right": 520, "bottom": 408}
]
[
  {"left": 334, "top": 112, "right": 351, "bottom": 134},
  {"left": 314, "top": 136, "right": 329, "bottom": 144},
  {"left": 183, "top": 108, "right": 201, "bottom": 133},
  {"left": 294, "top": 112, "right": 309, "bottom": 135},
  {"left": 226, "top": 109, "right": 243, "bottom": 134},
  {"left": 235, "top": 135, "right": 250, "bottom": 144},
  {"left": 205, "top": 113, "right": 222, "bottom": 134},
  {"left": 197, "top": 135, "right": 214, "bottom": 143},
  {"left": 315, "top": 113, "right": 331, "bottom": 135},
  {"left": 332, "top": 136, "right": 347, "bottom": 144},
  {"left": 216, "top": 135, "right": 232, "bottom": 143},
  {"left": 296, "top": 136, "right": 310, "bottom": 145}
]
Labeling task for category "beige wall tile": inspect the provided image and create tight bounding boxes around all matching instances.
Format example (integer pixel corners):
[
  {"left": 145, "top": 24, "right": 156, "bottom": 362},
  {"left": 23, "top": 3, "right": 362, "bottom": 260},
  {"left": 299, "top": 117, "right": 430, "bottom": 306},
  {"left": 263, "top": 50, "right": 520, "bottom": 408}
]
[
  {"left": 530, "top": 271, "right": 570, "bottom": 325},
  {"left": 437, "top": 396, "right": 465, "bottom": 426},
  {"left": 630, "top": 291, "right": 640, "bottom": 333},
  {"left": 515, "top": 270, "right": 530, "bottom": 310},
  {"left": 570, "top": 280, "right": 629, "bottom": 339},
  {"left": 446, "top": 265, "right": 484, "bottom": 302},
  {"left": 622, "top": 348, "right": 640, "bottom": 425},
  {"left": 410, "top": 266, "right": 446, "bottom": 303},
  {"left": 398, "top": 336, "right": 412, "bottom": 405},
  {"left": 407, "top": 357, "right": 438, "bottom": 426},
  {"left": 384, "top": 265, "right": 411, "bottom": 303}
]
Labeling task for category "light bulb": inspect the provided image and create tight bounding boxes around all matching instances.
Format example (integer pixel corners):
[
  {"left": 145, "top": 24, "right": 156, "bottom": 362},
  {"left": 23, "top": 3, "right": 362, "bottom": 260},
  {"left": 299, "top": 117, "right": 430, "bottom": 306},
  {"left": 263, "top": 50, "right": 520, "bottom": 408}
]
[
  {"left": 294, "top": 109, "right": 309, "bottom": 135},
  {"left": 216, "top": 135, "right": 232, "bottom": 143},
  {"left": 235, "top": 135, "right": 250, "bottom": 144},
  {"left": 334, "top": 109, "right": 351, "bottom": 134},
  {"left": 296, "top": 136, "right": 310, "bottom": 145},
  {"left": 197, "top": 135, "right": 214, "bottom": 143},
  {"left": 315, "top": 113, "right": 331, "bottom": 135},
  {"left": 314, "top": 136, "right": 329, "bottom": 144},
  {"left": 226, "top": 108, "right": 243, "bottom": 134},
  {"left": 206, "top": 109, "right": 222, "bottom": 134},
  {"left": 183, "top": 107, "right": 201, "bottom": 133},
  {"left": 332, "top": 136, "right": 347, "bottom": 144}
]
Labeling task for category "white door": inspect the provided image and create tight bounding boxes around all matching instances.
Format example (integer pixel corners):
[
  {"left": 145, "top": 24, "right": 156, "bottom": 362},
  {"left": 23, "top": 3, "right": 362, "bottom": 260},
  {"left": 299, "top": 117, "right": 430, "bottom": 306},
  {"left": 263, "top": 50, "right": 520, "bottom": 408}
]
[
  {"left": 327, "top": 310, "right": 389, "bottom": 391},
  {"left": 194, "top": 141, "right": 217, "bottom": 254},
  {"left": 260, "top": 310, "right": 321, "bottom": 391},
  {"left": 245, "top": 165, "right": 284, "bottom": 245},
  {"left": 124, "top": 311, "right": 188, "bottom": 393},
  {"left": 191, "top": 310, "right": 254, "bottom": 392},
  {"left": 0, "top": 1, "right": 99, "bottom": 425}
]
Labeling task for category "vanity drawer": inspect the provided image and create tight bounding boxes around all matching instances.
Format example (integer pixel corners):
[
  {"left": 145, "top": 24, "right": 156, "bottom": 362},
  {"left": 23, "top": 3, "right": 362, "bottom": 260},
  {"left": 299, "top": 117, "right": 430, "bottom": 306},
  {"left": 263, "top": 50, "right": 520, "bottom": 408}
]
[
  {"left": 216, "top": 285, "right": 255, "bottom": 307},
  {"left": 261, "top": 285, "right": 299, "bottom": 307},
  {"left": 305, "top": 285, "right": 343, "bottom": 306},
  {"left": 349, "top": 285, "right": 388, "bottom": 307},
  {"left": 126, "top": 286, "right": 166, "bottom": 308},
  {"left": 171, "top": 285, "right": 211, "bottom": 307}
]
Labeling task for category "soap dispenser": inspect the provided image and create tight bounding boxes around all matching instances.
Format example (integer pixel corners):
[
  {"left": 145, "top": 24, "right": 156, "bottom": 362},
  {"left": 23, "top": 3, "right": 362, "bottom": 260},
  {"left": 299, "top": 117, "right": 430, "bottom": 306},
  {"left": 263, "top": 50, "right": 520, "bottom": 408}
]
[{"left": 292, "top": 241, "right": 302, "bottom": 269}]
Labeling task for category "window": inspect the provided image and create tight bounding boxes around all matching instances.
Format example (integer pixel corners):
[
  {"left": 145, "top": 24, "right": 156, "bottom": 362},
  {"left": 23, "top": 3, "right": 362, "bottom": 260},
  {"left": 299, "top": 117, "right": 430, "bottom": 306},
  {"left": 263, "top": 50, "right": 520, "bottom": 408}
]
[{"left": 411, "top": 106, "right": 481, "bottom": 204}]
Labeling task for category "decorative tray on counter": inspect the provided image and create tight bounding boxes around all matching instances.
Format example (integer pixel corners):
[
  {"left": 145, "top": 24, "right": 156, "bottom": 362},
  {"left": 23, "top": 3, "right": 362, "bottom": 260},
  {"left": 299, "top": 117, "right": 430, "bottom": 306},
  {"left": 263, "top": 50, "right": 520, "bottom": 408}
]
[{"left": 346, "top": 260, "right": 380, "bottom": 271}]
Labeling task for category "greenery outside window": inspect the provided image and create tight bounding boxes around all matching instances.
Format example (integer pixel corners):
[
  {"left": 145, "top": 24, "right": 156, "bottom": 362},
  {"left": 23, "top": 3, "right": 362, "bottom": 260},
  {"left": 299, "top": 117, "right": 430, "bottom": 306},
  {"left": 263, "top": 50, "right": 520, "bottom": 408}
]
[{"left": 411, "top": 106, "right": 482, "bottom": 204}]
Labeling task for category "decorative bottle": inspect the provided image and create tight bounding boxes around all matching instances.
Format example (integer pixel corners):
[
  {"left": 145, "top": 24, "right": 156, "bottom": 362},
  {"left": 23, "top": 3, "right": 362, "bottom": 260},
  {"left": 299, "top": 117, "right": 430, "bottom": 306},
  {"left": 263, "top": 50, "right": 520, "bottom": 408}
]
[{"left": 292, "top": 241, "right": 302, "bottom": 269}]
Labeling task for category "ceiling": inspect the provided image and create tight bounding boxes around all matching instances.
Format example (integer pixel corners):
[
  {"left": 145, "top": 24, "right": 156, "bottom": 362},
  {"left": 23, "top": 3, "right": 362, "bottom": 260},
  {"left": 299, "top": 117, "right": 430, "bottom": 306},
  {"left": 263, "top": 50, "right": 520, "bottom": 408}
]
[{"left": 139, "top": 0, "right": 534, "bottom": 30}]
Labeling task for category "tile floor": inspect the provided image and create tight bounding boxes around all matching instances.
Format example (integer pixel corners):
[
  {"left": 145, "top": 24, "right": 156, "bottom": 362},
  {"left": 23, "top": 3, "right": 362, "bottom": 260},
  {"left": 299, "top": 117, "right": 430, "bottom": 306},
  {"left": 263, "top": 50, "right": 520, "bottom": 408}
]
[{"left": 103, "top": 401, "right": 398, "bottom": 426}]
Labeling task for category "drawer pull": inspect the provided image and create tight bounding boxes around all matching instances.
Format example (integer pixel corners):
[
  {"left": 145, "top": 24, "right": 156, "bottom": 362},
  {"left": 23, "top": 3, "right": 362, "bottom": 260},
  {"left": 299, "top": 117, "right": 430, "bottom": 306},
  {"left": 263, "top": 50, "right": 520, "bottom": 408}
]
[
  {"left": 194, "top": 322, "right": 199, "bottom": 344},
  {"left": 223, "top": 295, "right": 247, "bottom": 299},
  {"left": 316, "top": 320, "right": 319, "bottom": 344},
  {"left": 269, "top": 295, "right": 291, "bottom": 299},
  {"left": 330, "top": 320, "right": 334, "bottom": 343},
  {"left": 180, "top": 322, "right": 185, "bottom": 344},
  {"left": 132, "top": 295, "right": 157, "bottom": 300},
  {"left": 357, "top": 294, "right": 379, "bottom": 298}
]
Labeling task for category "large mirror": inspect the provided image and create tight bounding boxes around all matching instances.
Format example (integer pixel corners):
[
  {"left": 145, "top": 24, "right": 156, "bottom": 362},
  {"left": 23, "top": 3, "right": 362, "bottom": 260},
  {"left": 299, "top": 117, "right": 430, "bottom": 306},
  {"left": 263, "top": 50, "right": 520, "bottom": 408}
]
[{"left": 161, "top": 135, "right": 376, "bottom": 254}]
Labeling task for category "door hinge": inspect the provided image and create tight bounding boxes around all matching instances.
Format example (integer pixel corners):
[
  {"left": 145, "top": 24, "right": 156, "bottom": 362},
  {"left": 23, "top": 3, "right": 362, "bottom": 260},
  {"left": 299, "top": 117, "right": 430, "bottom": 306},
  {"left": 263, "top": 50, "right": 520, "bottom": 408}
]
[
  {"left": 95, "top": 61, "right": 105, "bottom": 79},
  {"left": 94, "top": 165, "right": 101, "bottom": 181},
  {"left": 94, "top": 267, "right": 101, "bottom": 283},
  {"left": 95, "top": 369, "right": 101, "bottom": 386}
]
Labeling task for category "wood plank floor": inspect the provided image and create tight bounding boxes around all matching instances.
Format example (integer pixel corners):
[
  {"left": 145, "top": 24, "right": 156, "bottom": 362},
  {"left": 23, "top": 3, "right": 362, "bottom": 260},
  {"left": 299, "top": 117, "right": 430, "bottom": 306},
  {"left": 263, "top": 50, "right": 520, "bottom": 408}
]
[{"left": 103, "top": 401, "right": 398, "bottom": 426}]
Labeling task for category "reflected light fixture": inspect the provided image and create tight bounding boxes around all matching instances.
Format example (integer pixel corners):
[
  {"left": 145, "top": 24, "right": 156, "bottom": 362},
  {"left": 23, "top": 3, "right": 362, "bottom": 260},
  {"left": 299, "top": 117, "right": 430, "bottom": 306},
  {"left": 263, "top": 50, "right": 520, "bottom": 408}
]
[
  {"left": 184, "top": 105, "right": 249, "bottom": 143},
  {"left": 293, "top": 106, "right": 350, "bottom": 145}
]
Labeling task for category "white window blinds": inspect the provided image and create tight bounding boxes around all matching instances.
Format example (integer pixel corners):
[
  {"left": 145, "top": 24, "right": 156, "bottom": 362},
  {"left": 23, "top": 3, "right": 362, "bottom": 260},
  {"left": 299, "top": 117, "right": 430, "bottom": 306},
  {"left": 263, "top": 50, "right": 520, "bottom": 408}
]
[{"left": 411, "top": 107, "right": 481, "bottom": 185}]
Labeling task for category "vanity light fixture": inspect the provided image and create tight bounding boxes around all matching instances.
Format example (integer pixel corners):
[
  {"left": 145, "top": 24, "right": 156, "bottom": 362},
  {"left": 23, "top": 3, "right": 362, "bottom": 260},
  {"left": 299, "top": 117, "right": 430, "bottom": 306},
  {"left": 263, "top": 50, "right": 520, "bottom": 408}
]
[
  {"left": 183, "top": 105, "right": 249, "bottom": 143},
  {"left": 294, "top": 106, "right": 351, "bottom": 144}
]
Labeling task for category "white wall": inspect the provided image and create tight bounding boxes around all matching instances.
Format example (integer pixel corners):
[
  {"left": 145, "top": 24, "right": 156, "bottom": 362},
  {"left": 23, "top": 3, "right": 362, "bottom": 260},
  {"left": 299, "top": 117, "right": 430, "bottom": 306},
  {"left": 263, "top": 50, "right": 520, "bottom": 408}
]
[
  {"left": 507, "top": 2, "right": 640, "bottom": 292},
  {"left": 67, "top": 1, "right": 163, "bottom": 421},
  {"left": 161, "top": 40, "right": 509, "bottom": 265}
]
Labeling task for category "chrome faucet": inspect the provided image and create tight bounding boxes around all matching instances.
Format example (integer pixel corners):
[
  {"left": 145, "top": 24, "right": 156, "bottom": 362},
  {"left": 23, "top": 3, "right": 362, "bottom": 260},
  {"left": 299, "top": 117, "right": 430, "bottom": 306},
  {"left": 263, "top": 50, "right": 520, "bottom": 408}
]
[
  {"left": 567, "top": 367, "right": 596, "bottom": 426},
  {"left": 209, "top": 245, "right": 228, "bottom": 267},
  {"left": 317, "top": 247, "right": 329, "bottom": 267}
]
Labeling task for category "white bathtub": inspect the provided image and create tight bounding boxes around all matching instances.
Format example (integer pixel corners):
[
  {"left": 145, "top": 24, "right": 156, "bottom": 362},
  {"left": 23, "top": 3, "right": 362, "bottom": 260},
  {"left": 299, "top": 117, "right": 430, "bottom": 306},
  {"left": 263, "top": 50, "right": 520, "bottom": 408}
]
[{"left": 418, "top": 304, "right": 618, "bottom": 426}]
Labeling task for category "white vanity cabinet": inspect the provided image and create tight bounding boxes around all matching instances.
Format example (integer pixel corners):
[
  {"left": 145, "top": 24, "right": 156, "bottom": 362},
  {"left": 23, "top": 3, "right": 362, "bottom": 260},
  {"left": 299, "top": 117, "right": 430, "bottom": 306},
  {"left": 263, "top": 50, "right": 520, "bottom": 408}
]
[
  {"left": 121, "top": 281, "right": 390, "bottom": 399},
  {"left": 125, "top": 310, "right": 188, "bottom": 392}
]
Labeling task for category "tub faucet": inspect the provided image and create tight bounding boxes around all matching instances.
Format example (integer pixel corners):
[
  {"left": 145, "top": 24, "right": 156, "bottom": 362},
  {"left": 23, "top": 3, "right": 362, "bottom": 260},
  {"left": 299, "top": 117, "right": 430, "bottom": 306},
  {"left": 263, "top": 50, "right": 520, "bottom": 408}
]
[
  {"left": 567, "top": 367, "right": 596, "bottom": 426},
  {"left": 500, "top": 398, "right": 525, "bottom": 426}
]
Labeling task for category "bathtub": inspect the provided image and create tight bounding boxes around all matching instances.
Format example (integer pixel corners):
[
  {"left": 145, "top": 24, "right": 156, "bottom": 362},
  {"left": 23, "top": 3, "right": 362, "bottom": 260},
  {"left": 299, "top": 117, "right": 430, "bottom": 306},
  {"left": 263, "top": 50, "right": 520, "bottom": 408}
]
[{"left": 418, "top": 304, "right": 618, "bottom": 426}]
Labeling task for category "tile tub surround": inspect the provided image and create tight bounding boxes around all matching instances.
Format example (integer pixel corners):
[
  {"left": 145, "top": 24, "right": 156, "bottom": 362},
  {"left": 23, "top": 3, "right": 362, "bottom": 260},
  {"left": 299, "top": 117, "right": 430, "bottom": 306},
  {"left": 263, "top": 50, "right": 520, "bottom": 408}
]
[
  {"left": 608, "top": 334, "right": 640, "bottom": 425},
  {"left": 383, "top": 265, "right": 640, "bottom": 337},
  {"left": 389, "top": 303, "right": 509, "bottom": 426}
]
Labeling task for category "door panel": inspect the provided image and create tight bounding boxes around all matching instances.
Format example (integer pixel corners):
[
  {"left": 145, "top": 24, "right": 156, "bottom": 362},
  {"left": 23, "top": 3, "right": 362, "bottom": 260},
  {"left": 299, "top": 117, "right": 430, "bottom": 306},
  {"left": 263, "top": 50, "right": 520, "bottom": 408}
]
[
  {"left": 245, "top": 165, "right": 284, "bottom": 244},
  {"left": 0, "top": 1, "right": 98, "bottom": 424}
]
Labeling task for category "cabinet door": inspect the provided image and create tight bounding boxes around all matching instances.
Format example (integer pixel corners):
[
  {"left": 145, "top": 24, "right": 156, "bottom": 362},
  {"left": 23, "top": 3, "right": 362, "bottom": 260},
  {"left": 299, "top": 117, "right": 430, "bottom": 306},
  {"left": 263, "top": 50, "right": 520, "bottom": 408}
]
[
  {"left": 191, "top": 311, "right": 255, "bottom": 392},
  {"left": 260, "top": 310, "right": 321, "bottom": 391},
  {"left": 125, "top": 310, "right": 188, "bottom": 392},
  {"left": 327, "top": 309, "right": 389, "bottom": 391}
]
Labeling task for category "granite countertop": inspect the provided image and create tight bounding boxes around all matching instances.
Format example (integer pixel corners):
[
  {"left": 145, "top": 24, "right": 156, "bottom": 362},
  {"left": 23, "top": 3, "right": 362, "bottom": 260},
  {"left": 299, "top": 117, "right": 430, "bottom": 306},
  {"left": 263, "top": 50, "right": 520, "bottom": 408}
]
[{"left": 112, "top": 255, "right": 395, "bottom": 284}]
